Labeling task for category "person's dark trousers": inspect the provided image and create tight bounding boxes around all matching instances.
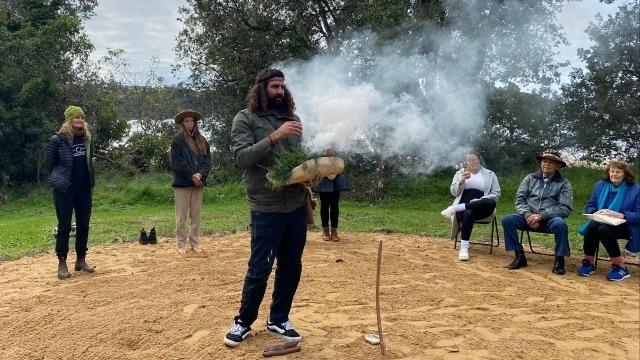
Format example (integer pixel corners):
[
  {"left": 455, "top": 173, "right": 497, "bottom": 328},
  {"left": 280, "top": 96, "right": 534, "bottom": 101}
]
[
  {"left": 319, "top": 191, "right": 341, "bottom": 228},
  {"left": 236, "top": 204, "right": 307, "bottom": 327},
  {"left": 455, "top": 198, "right": 496, "bottom": 240},
  {"left": 582, "top": 221, "right": 629, "bottom": 257},
  {"left": 54, "top": 185, "right": 92, "bottom": 257},
  {"left": 502, "top": 213, "right": 570, "bottom": 256}
]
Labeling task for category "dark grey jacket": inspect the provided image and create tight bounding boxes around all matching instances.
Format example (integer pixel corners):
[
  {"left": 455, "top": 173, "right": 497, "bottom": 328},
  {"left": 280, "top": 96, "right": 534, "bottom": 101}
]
[
  {"left": 170, "top": 133, "right": 212, "bottom": 187},
  {"left": 230, "top": 109, "right": 306, "bottom": 213},
  {"left": 44, "top": 133, "right": 95, "bottom": 193},
  {"left": 515, "top": 170, "right": 573, "bottom": 219}
]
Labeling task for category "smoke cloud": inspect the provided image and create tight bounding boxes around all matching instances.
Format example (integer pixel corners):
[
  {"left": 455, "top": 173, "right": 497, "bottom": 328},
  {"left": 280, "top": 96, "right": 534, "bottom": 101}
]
[{"left": 278, "top": 1, "right": 562, "bottom": 173}]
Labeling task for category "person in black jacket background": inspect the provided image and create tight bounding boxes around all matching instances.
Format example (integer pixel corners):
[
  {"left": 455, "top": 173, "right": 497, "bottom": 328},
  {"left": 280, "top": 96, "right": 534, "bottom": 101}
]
[
  {"left": 170, "top": 109, "right": 212, "bottom": 255},
  {"left": 44, "top": 105, "right": 96, "bottom": 280},
  {"left": 313, "top": 173, "right": 350, "bottom": 241}
]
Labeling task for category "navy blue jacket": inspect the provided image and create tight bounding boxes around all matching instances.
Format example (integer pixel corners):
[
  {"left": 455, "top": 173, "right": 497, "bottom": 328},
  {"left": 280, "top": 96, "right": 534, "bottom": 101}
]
[
  {"left": 44, "top": 133, "right": 95, "bottom": 193},
  {"left": 313, "top": 174, "right": 350, "bottom": 193},
  {"left": 170, "top": 133, "right": 212, "bottom": 187}
]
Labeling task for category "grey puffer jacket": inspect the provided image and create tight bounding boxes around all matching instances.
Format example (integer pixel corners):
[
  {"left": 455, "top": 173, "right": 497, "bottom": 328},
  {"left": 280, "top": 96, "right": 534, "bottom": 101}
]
[
  {"left": 230, "top": 109, "right": 306, "bottom": 213},
  {"left": 515, "top": 170, "right": 573, "bottom": 219},
  {"left": 44, "top": 133, "right": 95, "bottom": 193}
]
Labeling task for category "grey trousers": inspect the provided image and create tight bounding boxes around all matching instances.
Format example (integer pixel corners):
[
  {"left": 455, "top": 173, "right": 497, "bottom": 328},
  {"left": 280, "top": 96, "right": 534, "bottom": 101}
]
[{"left": 174, "top": 187, "right": 203, "bottom": 249}]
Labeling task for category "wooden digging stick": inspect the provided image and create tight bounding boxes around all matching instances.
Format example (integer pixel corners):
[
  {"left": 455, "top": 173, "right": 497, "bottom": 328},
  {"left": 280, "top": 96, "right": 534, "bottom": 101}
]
[{"left": 376, "top": 239, "right": 386, "bottom": 355}]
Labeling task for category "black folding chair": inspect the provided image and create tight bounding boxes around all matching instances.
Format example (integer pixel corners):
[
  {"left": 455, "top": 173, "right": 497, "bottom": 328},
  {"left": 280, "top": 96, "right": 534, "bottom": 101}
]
[
  {"left": 593, "top": 239, "right": 640, "bottom": 270},
  {"left": 451, "top": 211, "right": 500, "bottom": 254},
  {"left": 519, "top": 229, "right": 555, "bottom": 256}
]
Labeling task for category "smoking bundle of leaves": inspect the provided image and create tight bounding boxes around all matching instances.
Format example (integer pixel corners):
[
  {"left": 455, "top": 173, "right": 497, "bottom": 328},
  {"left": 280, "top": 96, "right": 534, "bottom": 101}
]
[{"left": 266, "top": 147, "right": 312, "bottom": 191}]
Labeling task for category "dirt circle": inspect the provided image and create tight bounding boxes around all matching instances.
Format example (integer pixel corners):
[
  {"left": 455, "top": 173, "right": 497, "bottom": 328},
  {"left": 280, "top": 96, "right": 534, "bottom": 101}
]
[{"left": 0, "top": 232, "right": 638, "bottom": 359}]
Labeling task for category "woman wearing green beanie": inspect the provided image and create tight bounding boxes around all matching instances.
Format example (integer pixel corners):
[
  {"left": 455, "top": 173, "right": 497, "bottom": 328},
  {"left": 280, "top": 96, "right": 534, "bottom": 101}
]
[{"left": 44, "top": 105, "right": 96, "bottom": 279}]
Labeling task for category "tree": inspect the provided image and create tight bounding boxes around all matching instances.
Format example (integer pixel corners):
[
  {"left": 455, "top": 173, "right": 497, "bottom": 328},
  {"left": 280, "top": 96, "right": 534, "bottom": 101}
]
[
  {"left": 0, "top": 0, "right": 96, "bottom": 184},
  {"left": 562, "top": 1, "right": 639, "bottom": 163},
  {"left": 479, "top": 83, "right": 568, "bottom": 171}
]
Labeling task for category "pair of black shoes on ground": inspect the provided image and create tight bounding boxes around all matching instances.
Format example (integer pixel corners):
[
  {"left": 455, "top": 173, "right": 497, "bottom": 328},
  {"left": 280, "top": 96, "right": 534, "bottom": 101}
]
[
  {"left": 507, "top": 250, "right": 565, "bottom": 275},
  {"left": 139, "top": 227, "right": 157, "bottom": 245}
]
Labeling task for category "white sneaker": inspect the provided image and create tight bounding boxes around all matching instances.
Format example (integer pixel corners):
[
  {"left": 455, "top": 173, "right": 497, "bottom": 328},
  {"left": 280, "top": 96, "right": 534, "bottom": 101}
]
[
  {"left": 458, "top": 249, "right": 469, "bottom": 261},
  {"left": 440, "top": 206, "right": 456, "bottom": 219}
]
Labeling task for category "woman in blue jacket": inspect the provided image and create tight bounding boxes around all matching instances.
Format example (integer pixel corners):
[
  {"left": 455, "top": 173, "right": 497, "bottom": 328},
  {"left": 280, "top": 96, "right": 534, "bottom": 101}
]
[
  {"left": 577, "top": 161, "right": 640, "bottom": 281},
  {"left": 170, "top": 109, "right": 211, "bottom": 254},
  {"left": 44, "top": 106, "right": 96, "bottom": 280}
]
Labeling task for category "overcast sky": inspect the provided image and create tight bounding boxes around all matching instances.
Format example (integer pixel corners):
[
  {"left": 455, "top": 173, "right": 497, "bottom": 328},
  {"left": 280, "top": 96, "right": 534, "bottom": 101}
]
[{"left": 84, "top": 0, "right": 619, "bottom": 86}]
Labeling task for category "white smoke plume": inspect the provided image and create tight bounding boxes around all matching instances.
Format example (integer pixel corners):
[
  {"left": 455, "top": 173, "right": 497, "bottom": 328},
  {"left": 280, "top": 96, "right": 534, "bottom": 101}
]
[
  {"left": 278, "top": 1, "right": 562, "bottom": 173},
  {"left": 280, "top": 29, "right": 486, "bottom": 173}
]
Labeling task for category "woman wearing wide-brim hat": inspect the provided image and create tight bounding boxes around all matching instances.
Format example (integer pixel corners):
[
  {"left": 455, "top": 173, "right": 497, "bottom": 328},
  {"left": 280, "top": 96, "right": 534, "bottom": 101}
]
[{"left": 170, "top": 109, "right": 211, "bottom": 254}]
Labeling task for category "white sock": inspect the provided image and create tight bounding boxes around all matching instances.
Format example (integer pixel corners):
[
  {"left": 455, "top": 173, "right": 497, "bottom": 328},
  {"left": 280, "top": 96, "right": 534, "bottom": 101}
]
[
  {"left": 454, "top": 204, "right": 466, "bottom": 212},
  {"left": 460, "top": 240, "right": 470, "bottom": 251}
]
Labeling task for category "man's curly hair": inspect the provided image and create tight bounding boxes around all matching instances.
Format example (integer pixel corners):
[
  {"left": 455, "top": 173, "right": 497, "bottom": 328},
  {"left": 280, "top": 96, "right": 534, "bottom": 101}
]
[{"left": 246, "top": 69, "right": 296, "bottom": 116}]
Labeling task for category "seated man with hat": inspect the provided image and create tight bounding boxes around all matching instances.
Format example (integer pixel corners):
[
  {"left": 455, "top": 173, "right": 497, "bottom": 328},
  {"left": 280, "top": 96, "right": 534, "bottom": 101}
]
[{"left": 502, "top": 149, "right": 574, "bottom": 275}]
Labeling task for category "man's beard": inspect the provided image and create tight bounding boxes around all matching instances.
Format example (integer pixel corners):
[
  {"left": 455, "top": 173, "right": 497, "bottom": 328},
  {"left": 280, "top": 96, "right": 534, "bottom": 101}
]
[{"left": 267, "top": 96, "right": 285, "bottom": 111}]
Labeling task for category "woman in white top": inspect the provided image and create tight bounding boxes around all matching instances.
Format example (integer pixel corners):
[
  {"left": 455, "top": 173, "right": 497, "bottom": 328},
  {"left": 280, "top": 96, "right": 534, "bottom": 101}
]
[{"left": 441, "top": 152, "right": 501, "bottom": 261}]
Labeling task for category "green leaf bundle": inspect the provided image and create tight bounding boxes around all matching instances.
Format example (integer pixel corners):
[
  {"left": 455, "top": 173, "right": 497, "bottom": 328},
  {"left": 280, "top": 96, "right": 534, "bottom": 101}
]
[{"left": 266, "top": 147, "right": 311, "bottom": 191}]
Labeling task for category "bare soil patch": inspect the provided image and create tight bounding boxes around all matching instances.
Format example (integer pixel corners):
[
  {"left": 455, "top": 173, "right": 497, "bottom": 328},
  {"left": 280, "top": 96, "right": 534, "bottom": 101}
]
[{"left": 1, "top": 232, "right": 638, "bottom": 359}]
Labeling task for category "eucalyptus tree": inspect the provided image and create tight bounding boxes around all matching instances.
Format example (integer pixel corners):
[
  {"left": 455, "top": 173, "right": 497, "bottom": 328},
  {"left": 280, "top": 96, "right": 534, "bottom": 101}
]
[{"left": 562, "top": 1, "right": 639, "bottom": 163}]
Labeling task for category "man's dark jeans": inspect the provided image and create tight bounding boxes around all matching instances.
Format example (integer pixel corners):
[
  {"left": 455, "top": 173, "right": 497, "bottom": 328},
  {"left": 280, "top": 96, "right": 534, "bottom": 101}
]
[
  {"left": 236, "top": 204, "right": 307, "bottom": 327},
  {"left": 54, "top": 185, "right": 92, "bottom": 257}
]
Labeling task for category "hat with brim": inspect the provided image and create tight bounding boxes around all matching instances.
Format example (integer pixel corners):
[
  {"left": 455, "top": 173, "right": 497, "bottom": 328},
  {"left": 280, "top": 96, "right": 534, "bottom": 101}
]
[
  {"left": 536, "top": 150, "right": 567, "bottom": 168},
  {"left": 174, "top": 109, "right": 202, "bottom": 124}
]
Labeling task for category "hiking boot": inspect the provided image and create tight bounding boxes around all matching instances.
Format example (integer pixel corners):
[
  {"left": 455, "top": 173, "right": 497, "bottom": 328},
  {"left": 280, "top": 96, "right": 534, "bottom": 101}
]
[
  {"left": 440, "top": 205, "right": 456, "bottom": 220},
  {"left": 322, "top": 227, "right": 330, "bottom": 241},
  {"left": 576, "top": 259, "right": 595, "bottom": 277},
  {"left": 57, "top": 255, "right": 70, "bottom": 280},
  {"left": 607, "top": 265, "right": 630, "bottom": 282},
  {"left": 223, "top": 321, "right": 252, "bottom": 347},
  {"left": 75, "top": 254, "right": 95, "bottom": 272},
  {"left": 148, "top": 227, "right": 157, "bottom": 244},
  {"left": 458, "top": 249, "right": 469, "bottom": 261},
  {"left": 507, "top": 250, "right": 527, "bottom": 270},
  {"left": 139, "top": 228, "right": 148, "bottom": 245},
  {"left": 330, "top": 228, "right": 340, "bottom": 241},
  {"left": 266, "top": 319, "right": 302, "bottom": 342}
]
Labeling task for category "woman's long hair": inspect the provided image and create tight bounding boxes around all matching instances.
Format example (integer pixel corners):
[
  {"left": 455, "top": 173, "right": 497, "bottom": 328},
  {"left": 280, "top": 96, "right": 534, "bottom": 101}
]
[
  {"left": 181, "top": 123, "right": 207, "bottom": 155},
  {"left": 246, "top": 81, "right": 296, "bottom": 117},
  {"left": 58, "top": 119, "right": 91, "bottom": 144}
]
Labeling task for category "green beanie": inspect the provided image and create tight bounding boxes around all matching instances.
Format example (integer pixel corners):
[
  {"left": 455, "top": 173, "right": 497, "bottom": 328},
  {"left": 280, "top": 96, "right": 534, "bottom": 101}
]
[{"left": 64, "top": 106, "right": 85, "bottom": 121}]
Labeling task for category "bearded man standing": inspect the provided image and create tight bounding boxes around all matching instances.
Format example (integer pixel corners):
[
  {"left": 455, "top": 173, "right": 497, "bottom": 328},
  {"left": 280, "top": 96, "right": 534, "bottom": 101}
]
[{"left": 224, "top": 69, "right": 313, "bottom": 347}]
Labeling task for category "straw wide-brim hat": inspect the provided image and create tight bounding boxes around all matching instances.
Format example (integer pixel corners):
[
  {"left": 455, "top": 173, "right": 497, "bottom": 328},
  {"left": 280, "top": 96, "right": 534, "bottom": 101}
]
[
  {"left": 536, "top": 149, "right": 567, "bottom": 168},
  {"left": 174, "top": 109, "right": 202, "bottom": 124}
]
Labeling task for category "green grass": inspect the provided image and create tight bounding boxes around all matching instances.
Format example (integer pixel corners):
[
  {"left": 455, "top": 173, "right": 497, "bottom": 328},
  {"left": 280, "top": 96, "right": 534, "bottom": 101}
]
[{"left": 0, "top": 167, "right": 604, "bottom": 260}]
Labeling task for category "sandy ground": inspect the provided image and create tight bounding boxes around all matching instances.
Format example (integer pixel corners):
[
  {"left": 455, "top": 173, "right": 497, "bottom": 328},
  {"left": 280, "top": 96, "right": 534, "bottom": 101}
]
[{"left": 0, "top": 231, "right": 638, "bottom": 360}]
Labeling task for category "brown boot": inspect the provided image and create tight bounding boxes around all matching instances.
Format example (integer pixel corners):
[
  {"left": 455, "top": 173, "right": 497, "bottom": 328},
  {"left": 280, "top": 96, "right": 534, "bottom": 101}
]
[
  {"left": 331, "top": 228, "right": 340, "bottom": 241},
  {"left": 322, "top": 227, "right": 330, "bottom": 241},
  {"left": 57, "top": 255, "right": 70, "bottom": 280},
  {"left": 75, "top": 254, "right": 95, "bottom": 272}
]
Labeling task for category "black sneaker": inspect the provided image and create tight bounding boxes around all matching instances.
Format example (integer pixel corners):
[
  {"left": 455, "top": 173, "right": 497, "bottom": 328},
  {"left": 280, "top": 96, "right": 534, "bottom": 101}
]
[
  {"left": 139, "top": 228, "right": 148, "bottom": 245},
  {"left": 148, "top": 227, "right": 157, "bottom": 244},
  {"left": 224, "top": 322, "right": 252, "bottom": 347},
  {"left": 266, "top": 319, "right": 302, "bottom": 341}
]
